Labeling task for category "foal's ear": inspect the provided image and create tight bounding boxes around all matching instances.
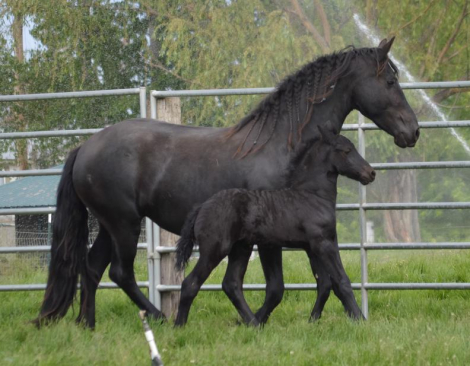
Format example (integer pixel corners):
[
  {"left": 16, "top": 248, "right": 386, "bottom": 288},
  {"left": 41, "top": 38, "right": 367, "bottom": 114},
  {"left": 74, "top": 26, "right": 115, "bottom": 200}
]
[
  {"left": 317, "top": 121, "right": 338, "bottom": 143},
  {"left": 378, "top": 37, "right": 395, "bottom": 62}
]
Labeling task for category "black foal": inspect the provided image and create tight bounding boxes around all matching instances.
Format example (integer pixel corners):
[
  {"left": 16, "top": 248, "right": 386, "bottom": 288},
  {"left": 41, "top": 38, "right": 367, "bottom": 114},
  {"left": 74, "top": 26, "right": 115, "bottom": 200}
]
[{"left": 174, "top": 126, "right": 375, "bottom": 326}]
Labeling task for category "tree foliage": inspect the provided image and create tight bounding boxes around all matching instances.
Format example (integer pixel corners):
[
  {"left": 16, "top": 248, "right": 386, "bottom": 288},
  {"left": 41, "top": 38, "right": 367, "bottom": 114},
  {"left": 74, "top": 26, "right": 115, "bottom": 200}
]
[{"left": 0, "top": 0, "right": 469, "bottom": 242}]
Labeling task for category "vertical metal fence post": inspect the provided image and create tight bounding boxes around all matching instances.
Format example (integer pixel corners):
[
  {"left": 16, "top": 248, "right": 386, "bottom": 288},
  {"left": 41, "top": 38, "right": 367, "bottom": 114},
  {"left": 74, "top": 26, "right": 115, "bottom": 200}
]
[
  {"left": 357, "top": 112, "right": 369, "bottom": 319},
  {"left": 139, "top": 87, "right": 147, "bottom": 119},
  {"left": 139, "top": 86, "right": 159, "bottom": 308},
  {"left": 148, "top": 93, "right": 162, "bottom": 310}
]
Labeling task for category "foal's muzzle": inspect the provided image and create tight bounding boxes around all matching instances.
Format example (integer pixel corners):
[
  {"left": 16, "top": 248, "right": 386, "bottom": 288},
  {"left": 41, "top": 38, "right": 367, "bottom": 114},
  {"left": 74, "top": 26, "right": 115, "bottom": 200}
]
[{"left": 360, "top": 168, "right": 376, "bottom": 185}]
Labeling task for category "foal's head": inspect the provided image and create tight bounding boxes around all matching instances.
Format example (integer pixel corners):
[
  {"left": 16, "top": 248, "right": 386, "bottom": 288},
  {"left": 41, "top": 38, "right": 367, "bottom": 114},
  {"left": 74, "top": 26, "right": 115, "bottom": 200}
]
[{"left": 317, "top": 125, "right": 375, "bottom": 185}]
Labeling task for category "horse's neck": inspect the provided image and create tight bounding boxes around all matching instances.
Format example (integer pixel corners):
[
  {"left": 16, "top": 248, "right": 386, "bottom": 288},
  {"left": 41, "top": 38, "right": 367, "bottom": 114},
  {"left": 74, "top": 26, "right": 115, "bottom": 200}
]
[{"left": 234, "top": 77, "right": 354, "bottom": 188}]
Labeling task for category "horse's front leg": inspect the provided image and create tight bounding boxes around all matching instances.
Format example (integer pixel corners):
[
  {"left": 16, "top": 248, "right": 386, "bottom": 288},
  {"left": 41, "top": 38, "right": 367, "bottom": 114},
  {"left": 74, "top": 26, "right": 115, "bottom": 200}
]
[
  {"left": 309, "top": 237, "right": 364, "bottom": 320},
  {"left": 254, "top": 245, "right": 284, "bottom": 324},
  {"left": 222, "top": 244, "right": 259, "bottom": 326}
]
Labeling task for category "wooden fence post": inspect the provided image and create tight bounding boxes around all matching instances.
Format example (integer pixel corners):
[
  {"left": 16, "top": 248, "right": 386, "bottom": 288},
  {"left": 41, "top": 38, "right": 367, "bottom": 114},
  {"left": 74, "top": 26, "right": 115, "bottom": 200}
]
[{"left": 156, "top": 97, "right": 184, "bottom": 319}]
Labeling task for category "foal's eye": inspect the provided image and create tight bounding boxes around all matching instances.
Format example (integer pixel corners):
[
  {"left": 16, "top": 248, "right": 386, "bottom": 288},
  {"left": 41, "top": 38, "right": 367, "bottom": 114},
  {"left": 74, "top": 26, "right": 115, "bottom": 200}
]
[{"left": 387, "top": 79, "right": 395, "bottom": 86}]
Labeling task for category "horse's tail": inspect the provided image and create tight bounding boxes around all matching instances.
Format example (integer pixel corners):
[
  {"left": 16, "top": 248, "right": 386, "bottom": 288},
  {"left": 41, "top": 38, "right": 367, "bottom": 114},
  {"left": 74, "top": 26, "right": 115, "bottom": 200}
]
[
  {"left": 33, "top": 146, "right": 89, "bottom": 326},
  {"left": 175, "top": 206, "right": 202, "bottom": 270}
]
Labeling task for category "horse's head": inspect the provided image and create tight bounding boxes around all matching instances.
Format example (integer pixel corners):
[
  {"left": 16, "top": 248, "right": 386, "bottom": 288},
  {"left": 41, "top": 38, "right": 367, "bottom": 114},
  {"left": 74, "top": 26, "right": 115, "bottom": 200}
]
[
  {"left": 350, "top": 37, "right": 419, "bottom": 148},
  {"left": 318, "top": 124, "right": 375, "bottom": 185}
]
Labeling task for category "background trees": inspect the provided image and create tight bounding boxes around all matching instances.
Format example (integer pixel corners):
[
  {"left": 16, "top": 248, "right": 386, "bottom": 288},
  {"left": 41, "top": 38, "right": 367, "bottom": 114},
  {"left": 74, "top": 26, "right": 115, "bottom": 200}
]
[{"left": 1, "top": 0, "right": 469, "bottom": 243}]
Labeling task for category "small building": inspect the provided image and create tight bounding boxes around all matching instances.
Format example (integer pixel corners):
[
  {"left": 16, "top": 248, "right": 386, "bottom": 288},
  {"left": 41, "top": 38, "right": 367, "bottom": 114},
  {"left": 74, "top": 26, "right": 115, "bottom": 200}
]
[{"left": 0, "top": 172, "right": 61, "bottom": 248}]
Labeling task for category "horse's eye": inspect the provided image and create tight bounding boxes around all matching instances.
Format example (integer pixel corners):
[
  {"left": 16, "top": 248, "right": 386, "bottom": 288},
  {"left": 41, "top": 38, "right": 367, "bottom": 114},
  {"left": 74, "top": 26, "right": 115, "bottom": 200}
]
[{"left": 387, "top": 79, "right": 395, "bottom": 86}]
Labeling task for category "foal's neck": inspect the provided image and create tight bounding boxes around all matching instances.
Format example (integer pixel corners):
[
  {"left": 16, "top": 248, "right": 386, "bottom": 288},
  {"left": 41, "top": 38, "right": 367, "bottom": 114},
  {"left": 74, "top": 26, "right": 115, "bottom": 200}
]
[{"left": 291, "top": 167, "right": 339, "bottom": 204}]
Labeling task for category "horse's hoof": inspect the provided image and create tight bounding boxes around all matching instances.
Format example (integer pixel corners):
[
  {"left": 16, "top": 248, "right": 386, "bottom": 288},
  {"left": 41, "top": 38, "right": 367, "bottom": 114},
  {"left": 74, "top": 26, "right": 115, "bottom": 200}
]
[
  {"left": 147, "top": 311, "right": 166, "bottom": 324},
  {"left": 75, "top": 317, "right": 95, "bottom": 330},
  {"left": 309, "top": 314, "right": 322, "bottom": 322}
]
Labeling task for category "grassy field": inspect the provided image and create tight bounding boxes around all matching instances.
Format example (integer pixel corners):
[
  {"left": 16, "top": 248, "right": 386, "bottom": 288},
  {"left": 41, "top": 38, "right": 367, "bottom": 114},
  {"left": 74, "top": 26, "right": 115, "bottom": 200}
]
[{"left": 1, "top": 250, "right": 470, "bottom": 365}]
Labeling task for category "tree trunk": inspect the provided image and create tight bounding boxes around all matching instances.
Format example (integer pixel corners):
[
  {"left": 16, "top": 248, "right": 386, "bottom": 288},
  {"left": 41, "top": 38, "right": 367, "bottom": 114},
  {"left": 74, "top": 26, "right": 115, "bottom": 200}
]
[
  {"left": 156, "top": 97, "right": 184, "bottom": 318},
  {"left": 12, "top": 9, "right": 29, "bottom": 170},
  {"left": 382, "top": 154, "right": 421, "bottom": 243}
]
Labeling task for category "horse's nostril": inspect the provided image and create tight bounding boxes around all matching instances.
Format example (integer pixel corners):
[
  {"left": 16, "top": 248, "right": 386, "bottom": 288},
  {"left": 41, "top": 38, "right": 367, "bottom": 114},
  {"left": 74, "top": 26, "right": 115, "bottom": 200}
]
[
  {"left": 371, "top": 170, "right": 376, "bottom": 179},
  {"left": 415, "top": 128, "right": 420, "bottom": 139}
]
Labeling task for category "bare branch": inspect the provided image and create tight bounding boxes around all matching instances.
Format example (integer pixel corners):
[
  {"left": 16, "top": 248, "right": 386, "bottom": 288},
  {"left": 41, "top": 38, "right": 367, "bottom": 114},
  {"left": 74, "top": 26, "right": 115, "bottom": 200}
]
[
  {"left": 313, "top": 0, "right": 331, "bottom": 48},
  {"left": 288, "top": 0, "right": 329, "bottom": 53},
  {"left": 436, "top": 3, "right": 468, "bottom": 67},
  {"left": 394, "top": 0, "right": 439, "bottom": 33},
  {"left": 147, "top": 59, "right": 201, "bottom": 86},
  {"left": 431, "top": 86, "right": 470, "bottom": 105}
]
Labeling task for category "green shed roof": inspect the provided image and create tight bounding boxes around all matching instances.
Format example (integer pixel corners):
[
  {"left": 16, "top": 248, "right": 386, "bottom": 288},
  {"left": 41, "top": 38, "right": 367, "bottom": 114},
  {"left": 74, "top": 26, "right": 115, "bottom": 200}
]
[{"left": 0, "top": 168, "right": 61, "bottom": 209}]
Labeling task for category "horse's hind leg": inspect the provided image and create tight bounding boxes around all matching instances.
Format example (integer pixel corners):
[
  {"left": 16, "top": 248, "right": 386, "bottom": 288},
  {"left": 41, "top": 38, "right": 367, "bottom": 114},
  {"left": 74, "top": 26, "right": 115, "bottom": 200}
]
[
  {"left": 306, "top": 251, "right": 332, "bottom": 321},
  {"left": 106, "top": 218, "right": 164, "bottom": 321},
  {"left": 222, "top": 244, "right": 259, "bottom": 326},
  {"left": 76, "top": 224, "right": 112, "bottom": 328},
  {"left": 254, "top": 246, "right": 284, "bottom": 324}
]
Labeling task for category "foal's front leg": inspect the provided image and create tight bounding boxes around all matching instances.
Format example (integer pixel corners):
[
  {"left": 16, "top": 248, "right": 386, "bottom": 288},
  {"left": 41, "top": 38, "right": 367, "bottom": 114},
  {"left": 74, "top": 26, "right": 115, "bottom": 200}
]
[
  {"left": 254, "top": 246, "right": 285, "bottom": 324},
  {"left": 310, "top": 238, "right": 364, "bottom": 320},
  {"left": 306, "top": 251, "right": 333, "bottom": 321}
]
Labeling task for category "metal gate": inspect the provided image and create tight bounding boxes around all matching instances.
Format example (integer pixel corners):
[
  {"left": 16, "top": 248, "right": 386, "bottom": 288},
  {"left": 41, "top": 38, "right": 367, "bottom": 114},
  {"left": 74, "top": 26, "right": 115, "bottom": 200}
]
[
  {"left": 1, "top": 81, "right": 470, "bottom": 320},
  {"left": 148, "top": 81, "right": 470, "bottom": 318}
]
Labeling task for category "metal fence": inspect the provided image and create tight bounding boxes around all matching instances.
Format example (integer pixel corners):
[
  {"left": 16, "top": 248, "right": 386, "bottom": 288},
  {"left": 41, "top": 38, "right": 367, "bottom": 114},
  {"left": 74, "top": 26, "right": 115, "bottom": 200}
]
[
  {"left": 0, "top": 87, "right": 151, "bottom": 291},
  {"left": 149, "top": 81, "right": 470, "bottom": 318},
  {"left": 1, "top": 82, "right": 470, "bottom": 319}
]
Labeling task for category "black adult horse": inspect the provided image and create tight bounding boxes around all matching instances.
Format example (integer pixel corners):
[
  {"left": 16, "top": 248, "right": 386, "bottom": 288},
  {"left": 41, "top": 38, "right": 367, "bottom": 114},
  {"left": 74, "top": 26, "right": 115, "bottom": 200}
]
[{"left": 34, "top": 38, "right": 419, "bottom": 329}]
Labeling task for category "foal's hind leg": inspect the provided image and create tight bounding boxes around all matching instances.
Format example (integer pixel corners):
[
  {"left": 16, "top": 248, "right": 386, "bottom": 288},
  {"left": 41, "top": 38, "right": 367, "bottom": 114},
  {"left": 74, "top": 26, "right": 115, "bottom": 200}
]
[
  {"left": 222, "top": 244, "right": 259, "bottom": 326},
  {"left": 175, "top": 248, "right": 227, "bottom": 327},
  {"left": 76, "top": 225, "right": 112, "bottom": 328},
  {"left": 254, "top": 246, "right": 284, "bottom": 324},
  {"left": 106, "top": 218, "right": 164, "bottom": 321},
  {"left": 306, "top": 251, "right": 332, "bottom": 321}
]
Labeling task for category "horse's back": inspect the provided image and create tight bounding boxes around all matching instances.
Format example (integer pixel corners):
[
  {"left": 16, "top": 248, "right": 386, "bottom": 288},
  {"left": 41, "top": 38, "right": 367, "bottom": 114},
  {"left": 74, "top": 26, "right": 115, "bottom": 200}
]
[{"left": 72, "top": 119, "right": 227, "bottom": 221}]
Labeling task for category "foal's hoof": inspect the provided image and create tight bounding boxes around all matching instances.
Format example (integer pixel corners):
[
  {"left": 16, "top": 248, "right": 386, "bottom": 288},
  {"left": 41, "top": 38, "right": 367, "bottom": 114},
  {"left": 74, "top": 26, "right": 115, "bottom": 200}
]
[
  {"left": 348, "top": 312, "right": 366, "bottom": 321},
  {"left": 235, "top": 317, "right": 260, "bottom": 327}
]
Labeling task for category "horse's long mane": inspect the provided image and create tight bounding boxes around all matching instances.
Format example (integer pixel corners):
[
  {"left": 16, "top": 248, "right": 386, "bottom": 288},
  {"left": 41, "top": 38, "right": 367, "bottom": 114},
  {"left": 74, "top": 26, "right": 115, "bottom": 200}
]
[{"left": 227, "top": 46, "right": 398, "bottom": 157}]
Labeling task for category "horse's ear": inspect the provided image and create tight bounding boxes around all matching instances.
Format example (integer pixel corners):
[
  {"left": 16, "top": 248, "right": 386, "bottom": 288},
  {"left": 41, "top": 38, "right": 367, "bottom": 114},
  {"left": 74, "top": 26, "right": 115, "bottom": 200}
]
[{"left": 378, "top": 37, "right": 395, "bottom": 62}]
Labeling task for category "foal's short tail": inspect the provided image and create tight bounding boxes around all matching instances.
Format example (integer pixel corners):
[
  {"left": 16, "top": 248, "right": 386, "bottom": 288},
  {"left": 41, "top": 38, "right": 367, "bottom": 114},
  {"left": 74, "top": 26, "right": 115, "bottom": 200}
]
[
  {"left": 175, "top": 206, "right": 202, "bottom": 271},
  {"left": 33, "top": 147, "right": 90, "bottom": 327}
]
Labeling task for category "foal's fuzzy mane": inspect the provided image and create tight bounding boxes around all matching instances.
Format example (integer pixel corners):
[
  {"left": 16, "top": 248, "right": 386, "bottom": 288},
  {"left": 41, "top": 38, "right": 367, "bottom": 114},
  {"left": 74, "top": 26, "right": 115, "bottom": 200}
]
[
  {"left": 284, "top": 135, "right": 322, "bottom": 186},
  {"left": 227, "top": 46, "right": 398, "bottom": 157}
]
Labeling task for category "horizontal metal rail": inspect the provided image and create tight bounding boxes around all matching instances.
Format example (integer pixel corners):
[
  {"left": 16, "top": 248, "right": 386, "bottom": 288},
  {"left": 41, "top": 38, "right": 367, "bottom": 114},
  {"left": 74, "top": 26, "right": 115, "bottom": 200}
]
[
  {"left": 342, "top": 121, "right": 470, "bottom": 131},
  {"left": 0, "top": 243, "right": 148, "bottom": 254},
  {"left": 0, "top": 121, "right": 469, "bottom": 142},
  {"left": 0, "top": 281, "right": 149, "bottom": 292},
  {"left": 151, "top": 81, "right": 470, "bottom": 99},
  {"left": 3, "top": 160, "right": 470, "bottom": 178},
  {"left": 155, "top": 282, "right": 470, "bottom": 292},
  {"left": 0, "top": 169, "right": 62, "bottom": 178},
  {"left": 0, "top": 201, "right": 468, "bottom": 217},
  {"left": 3, "top": 242, "right": 470, "bottom": 256},
  {"left": 154, "top": 242, "right": 470, "bottom": 254},
  {"left": 0, "top": 207, "right": 55, "bottom": 215},
  {"left": 370, "top": 161, "right": 470, "bottom": 170},
  {"left": 0, "top": 129, "right": 102, "bottom": 140},
  {"left": 0, "top": 88, "right": 141, "bottom": 102}
]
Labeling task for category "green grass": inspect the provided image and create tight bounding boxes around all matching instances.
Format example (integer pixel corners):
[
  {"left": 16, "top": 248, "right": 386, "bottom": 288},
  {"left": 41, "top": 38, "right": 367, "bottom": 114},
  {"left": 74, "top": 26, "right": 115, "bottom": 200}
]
[{"left": 2, "top": 250, "right": 470, "bottom": 365}]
